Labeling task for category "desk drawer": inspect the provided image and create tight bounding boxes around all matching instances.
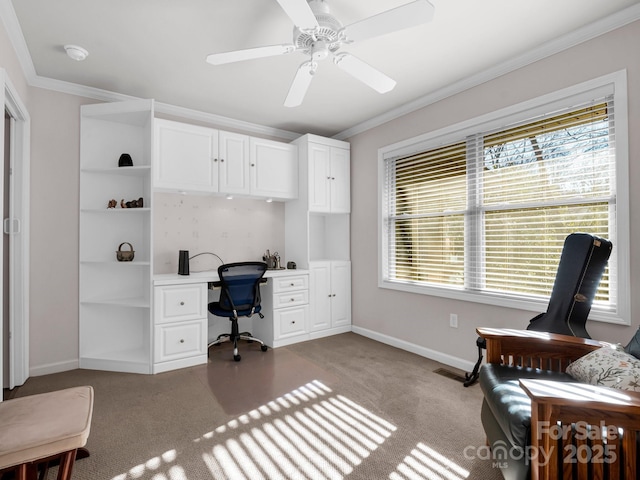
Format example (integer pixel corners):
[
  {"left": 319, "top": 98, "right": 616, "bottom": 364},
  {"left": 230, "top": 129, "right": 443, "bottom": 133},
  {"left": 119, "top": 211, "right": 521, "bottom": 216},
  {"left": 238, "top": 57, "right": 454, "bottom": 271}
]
[
  {"left": 154, "top": 319, "right": 206, "bottom": 363},
  {"left": 272, "top": 275, "right": 308, "bottom": 293},
  {"left": 275, "top": 305, "right": 308, "bottom": 339},
  {"left": 155, "top": 284, "right": 207, "bottom": 324},
  {"left": 273, "top": 289, "right": 309, "bottom": 309}
]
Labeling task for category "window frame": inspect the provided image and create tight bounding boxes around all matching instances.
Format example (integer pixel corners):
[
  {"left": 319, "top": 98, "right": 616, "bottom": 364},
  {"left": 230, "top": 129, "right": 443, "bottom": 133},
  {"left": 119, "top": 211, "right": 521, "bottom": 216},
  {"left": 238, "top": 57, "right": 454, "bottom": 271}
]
[{"left": 378, "top": 70, "right": 630, "bottom": 325}]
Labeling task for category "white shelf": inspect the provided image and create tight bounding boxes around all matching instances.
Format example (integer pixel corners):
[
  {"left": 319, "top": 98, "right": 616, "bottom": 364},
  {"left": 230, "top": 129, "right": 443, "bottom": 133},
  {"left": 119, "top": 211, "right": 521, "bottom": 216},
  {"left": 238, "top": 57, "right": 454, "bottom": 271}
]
[
  {"left": 81, "top": 208, "right": 151, "bottom": 214},
  {"left": 80, "top": 351, "right": 151, "bottom": 374},
  {"left": 79, "top": 99, "right": 154, "bottom": 374},
  {"left": 80, "top": 259, "right": 151, "bottom": 266},
  {"left": 80, "top": 297, "right": 150, "bottom": 308},
  {"left": 81, "top": 166, "right": 151, "bottom": 177}
]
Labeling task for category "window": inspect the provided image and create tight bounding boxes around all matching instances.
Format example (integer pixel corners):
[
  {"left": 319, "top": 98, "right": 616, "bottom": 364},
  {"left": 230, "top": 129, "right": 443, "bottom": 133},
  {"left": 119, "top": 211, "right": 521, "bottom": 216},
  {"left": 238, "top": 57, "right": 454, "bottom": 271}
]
[{"left": 379, "top": 72, "right": 629, "bottom": 324}]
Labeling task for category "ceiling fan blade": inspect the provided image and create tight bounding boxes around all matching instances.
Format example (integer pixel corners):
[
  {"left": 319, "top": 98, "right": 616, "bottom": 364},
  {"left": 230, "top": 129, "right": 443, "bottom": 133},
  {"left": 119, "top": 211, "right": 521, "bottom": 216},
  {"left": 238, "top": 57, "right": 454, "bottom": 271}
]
[
  {"left": 333, "top": 53, "right": 396, "bottom": 94},
  {"left": 206, "top": 44, "right": 296, "bottom": 65},
  {"left": 343, "top": 0, "right": 435, "bottom": 42},
  {"left": 284, "top": 61, "right": 317, "bottom": 107},
  {"left": 275, "top": 0, "right": 319, "bottom": 29}
]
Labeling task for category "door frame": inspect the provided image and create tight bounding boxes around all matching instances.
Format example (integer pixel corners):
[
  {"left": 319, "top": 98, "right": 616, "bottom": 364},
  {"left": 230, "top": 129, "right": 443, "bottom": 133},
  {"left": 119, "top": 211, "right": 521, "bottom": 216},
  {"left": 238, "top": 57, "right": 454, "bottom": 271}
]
[{"left": 1, "top": 69, "right": 30, "bottom": 390}]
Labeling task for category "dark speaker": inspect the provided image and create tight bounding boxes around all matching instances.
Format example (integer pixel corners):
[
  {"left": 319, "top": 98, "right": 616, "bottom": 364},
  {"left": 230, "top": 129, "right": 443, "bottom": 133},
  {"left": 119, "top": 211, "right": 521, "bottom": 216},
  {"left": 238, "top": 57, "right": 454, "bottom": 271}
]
[{"left": 178, "top": 250, "right": 190, "bottom": 275}]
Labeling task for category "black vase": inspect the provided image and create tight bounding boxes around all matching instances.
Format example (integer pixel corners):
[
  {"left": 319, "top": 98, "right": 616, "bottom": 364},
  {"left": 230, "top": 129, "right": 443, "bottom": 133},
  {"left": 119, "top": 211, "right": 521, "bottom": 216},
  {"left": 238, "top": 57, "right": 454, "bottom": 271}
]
[{"left": 118, "top": 153, "right": 133, "bottom": 167}]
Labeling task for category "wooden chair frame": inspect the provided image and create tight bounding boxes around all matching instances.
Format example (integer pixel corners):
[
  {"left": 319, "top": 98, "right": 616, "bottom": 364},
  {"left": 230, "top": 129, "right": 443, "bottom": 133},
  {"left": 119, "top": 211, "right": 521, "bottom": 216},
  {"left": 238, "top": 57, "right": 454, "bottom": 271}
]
[{"left": 477, "top": 327, "right": 640, "bottom": 480}]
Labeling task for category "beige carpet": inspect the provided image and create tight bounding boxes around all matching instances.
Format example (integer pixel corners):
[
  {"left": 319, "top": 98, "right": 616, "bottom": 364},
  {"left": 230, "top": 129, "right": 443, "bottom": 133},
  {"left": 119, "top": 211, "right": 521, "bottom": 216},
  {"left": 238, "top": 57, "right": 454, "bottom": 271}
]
[{"left": 10, "top": 333, "right": 503, "bottom": 479}]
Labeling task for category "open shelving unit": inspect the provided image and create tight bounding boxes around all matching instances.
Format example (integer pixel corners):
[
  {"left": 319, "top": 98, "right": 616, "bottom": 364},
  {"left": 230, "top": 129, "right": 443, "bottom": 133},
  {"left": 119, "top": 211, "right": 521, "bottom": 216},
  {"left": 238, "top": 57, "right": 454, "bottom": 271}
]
[{"left": 79, "top": 99, "right": 154, "bottom": 374}]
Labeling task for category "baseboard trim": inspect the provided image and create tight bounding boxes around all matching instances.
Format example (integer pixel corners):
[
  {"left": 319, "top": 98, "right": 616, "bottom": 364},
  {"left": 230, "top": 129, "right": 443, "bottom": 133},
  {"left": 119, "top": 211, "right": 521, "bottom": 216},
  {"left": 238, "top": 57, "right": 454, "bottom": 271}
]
[
  {"left": 29, "top": 359, "right": 79, "bottom": 377},
  {"left": 351, "top": 326, "right": 476, "bottom": 372}
]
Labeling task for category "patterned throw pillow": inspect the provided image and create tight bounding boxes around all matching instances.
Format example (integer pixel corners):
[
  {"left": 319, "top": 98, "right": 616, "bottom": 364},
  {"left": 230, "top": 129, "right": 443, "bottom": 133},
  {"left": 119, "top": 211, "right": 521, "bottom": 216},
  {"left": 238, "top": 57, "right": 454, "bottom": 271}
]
[{"left": 566, "top": 347, "right": 640, "bottom": 392}]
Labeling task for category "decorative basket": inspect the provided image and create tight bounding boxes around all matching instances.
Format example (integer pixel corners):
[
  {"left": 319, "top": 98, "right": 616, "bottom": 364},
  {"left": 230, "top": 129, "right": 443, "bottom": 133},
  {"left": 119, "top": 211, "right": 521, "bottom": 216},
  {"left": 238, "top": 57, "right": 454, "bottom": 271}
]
[{"left": 116, "top": 242, "right": 135, "bottom": 262}]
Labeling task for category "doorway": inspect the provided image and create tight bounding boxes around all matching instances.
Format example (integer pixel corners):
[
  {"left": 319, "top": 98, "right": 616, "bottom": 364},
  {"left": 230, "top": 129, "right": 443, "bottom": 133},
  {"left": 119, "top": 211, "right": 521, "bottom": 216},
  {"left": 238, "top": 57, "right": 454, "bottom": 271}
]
[{"left": 1, "top": 69, "right": 30, "bottom": 395}]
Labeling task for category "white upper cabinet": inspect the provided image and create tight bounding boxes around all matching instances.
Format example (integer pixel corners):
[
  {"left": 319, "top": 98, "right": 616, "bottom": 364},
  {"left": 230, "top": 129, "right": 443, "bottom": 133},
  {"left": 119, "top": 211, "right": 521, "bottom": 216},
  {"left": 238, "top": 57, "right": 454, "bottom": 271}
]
[
  {"left": 154, "top": 119, "right": 220, "bottom": 193},
  {"left": 250, "top": 137, "right": 298, "bottom": 200},
  {"left": 308, "top": 142, "right": 350, "bottom": 213},
  {"left": 154, "top": 118, "right": 296, "bottom": 200}
]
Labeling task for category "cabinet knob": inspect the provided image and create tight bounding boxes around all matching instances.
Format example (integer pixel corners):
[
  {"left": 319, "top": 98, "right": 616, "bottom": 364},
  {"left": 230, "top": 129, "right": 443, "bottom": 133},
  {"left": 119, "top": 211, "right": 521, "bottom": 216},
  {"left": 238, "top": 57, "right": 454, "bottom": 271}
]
[
  {"left": 291, "top": 320, "right": 296, "bottom": 324},
  {"left": 327, "top": 176, "right": 331, "bottom": 180},
  {"left": 332, "top": 294, "right": 336, "bottom": 297},
  {"left": 331, "top": 177, "right": 335, "bottom": 180},
  {"left": 328, "top": 294, "right": 332, "bottom": 297},
  {"left": 220, "top": 158, "right": 225, "bottom": 163},
  {"left": 213, "top": 158, "right": 218, "bottom": 162},
  {"left": 180, "top": 339, "right": 184, "bottom": 343},
  {"left": 251, "top": 163, "right": 255, "bottom": 167},
  {"left": 290, "top": 298, "right": 295, "bottom": 302},
  {"left": 290, "top": 283, "right": 295, "bottom": 286},
  {"left": 180, "top": 301, "right": 184, "bottom": 306}
]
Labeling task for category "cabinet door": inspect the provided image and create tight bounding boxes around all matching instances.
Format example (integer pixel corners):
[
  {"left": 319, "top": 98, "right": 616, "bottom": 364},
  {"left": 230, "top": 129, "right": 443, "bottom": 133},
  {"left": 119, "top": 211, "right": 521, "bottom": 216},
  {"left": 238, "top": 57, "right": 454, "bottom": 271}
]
[
  {"left": 330, "top": 147, "right": 350, "bottom": 213},
  {"left": 219, "top": 131, "right": 250, "bottom": 194},
  {"left": 308, "top": 143, "right": 332, "bottom": 212},
  {"left": 250, "top": 138, "right": 298, "bottom": 199},
  {"left": 154, "top": 119, "right": 218, "bottom": 192},
  {"left": 331, "top": 261, "right": 351, "bottom": 327},
  {"left": 309, "top": 262, "right": 331, "bottom": 331}
]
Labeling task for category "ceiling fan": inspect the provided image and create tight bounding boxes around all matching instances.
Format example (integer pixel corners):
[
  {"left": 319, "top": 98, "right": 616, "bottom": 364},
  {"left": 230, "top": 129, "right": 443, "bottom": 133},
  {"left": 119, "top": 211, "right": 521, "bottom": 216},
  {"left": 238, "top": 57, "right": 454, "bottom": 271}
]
[{"left": 206, "top": 0, "right": 435, "bottom": 107}]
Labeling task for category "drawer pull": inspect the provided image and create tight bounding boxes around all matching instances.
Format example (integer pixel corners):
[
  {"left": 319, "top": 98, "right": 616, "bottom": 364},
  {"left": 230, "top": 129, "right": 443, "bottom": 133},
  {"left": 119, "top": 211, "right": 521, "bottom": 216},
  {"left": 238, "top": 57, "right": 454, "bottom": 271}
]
[
  {"left": 291, "top": 320, "right": 296, "bottom": 324},
  {"left": 290, "top": 298, "right": 295, "bottom": 302},
  {"left": 180, "top": 339, "right": 185, "bottom": 343},
  {"left": 180, "top": 301, "right": 185, "bottom": 306},
  {"left": 290, "top": 283, "right": 295, "bottom": 286}
]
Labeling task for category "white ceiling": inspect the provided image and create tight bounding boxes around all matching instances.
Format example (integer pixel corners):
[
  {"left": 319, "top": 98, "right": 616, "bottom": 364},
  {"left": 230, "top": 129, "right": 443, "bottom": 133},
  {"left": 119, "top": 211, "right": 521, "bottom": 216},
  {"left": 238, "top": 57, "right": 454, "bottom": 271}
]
[{"left": 6, "top": 0, "right": 640, "bottom": 138}]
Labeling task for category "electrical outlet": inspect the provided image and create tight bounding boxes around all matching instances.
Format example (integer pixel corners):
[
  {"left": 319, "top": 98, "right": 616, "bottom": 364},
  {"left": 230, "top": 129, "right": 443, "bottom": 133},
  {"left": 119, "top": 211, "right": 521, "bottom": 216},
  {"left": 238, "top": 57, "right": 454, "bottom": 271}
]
[{"left": 450, "top": 313, "right": 458, "bottom": 328}]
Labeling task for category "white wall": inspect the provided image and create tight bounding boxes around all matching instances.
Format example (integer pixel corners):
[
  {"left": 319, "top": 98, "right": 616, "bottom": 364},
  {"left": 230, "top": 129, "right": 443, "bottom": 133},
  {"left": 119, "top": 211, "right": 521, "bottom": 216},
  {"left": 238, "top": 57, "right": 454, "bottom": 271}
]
[{"left": 347, "top": 20, "right": 640, "bottom": 369}]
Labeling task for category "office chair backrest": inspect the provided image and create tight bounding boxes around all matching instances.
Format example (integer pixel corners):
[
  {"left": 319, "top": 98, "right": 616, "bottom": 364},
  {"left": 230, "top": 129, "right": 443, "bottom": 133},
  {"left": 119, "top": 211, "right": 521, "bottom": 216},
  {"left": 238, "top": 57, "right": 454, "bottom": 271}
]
[{"left": 217, "top": 262, "right": 268, "bottom": 313}]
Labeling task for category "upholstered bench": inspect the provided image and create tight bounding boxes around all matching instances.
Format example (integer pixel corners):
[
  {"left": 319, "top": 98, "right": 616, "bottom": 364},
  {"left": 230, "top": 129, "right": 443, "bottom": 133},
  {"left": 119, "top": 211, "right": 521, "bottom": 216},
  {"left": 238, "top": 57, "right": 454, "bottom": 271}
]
[{"left": 0, "top": 386, "right": 93, "bottom": 480}]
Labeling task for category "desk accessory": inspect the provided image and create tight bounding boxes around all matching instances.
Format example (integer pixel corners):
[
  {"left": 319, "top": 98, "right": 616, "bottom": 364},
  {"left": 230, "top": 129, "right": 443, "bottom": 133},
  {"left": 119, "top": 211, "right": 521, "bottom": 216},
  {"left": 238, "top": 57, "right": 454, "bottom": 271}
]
[
  {"left": 178, "top": 250, "right": 190, "bottom": 275},
  {"left": 118, "top": 153, "right": 133, "bottom": 167},
  {"left": 116, "top": 242, "right": 135, "bottom": 262}
]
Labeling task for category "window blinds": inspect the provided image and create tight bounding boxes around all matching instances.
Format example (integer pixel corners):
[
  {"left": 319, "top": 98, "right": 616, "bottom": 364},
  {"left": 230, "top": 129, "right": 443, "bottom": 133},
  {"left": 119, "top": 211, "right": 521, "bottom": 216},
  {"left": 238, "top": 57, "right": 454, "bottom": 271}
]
[{"left": 384, "top": 97, "right": 615, "bottom": 304}]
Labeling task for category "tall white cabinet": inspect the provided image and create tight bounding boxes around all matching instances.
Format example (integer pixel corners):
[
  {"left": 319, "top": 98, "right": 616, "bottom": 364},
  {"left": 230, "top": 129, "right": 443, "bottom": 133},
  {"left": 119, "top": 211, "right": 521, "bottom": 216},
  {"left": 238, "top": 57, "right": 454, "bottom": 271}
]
[
  {"left": 79, "top": 99, "right": 154, "bottom": 374},
  {"left": 286, "top": 134, "right": 351, "bottom": 339}
]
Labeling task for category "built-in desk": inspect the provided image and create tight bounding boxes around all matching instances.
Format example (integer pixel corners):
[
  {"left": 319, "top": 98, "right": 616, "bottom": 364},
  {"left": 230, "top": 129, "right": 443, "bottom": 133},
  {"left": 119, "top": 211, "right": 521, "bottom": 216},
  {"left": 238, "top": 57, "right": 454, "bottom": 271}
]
[{"left": 152, "top": 269, "right": 309, "bottom": 373}]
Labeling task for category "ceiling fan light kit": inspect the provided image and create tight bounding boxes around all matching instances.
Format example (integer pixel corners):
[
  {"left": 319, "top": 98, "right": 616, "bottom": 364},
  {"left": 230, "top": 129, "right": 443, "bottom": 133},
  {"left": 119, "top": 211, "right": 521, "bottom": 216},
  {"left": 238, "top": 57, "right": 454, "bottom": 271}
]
[{"left": 206, "top": 0, "right": 434, "bottom": 107}]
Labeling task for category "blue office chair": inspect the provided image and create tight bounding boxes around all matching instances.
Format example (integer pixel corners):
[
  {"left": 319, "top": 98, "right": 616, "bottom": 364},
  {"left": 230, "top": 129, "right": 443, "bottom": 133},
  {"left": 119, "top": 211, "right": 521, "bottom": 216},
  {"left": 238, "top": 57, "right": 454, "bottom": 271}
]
[{"left": 207, "top": 262, "right": 269, "bottom": 361}]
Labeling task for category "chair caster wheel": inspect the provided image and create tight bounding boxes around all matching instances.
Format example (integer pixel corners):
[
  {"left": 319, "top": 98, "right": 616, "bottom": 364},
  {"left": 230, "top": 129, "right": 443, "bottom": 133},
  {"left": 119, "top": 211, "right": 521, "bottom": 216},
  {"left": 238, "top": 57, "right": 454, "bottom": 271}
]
[
  {"left": 261, "top": 345, "right": 268, "bottom": 352},
  {"left": 234, "top": 354, "right": 241, "bottom": 362}
]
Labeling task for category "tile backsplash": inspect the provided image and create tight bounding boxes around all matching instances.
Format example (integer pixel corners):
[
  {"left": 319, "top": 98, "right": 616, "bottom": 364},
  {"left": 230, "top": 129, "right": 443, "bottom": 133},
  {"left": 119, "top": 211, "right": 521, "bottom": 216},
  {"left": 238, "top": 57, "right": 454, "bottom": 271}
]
[{"left": 153, "top": 192, "right": 285, "bottom": 274}]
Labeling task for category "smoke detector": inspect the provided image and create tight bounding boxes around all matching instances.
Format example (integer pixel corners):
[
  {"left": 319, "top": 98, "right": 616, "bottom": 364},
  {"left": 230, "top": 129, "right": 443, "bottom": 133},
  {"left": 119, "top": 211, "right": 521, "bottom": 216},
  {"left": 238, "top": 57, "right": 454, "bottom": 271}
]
[{"left": 64, "top": 45, "right": 89, "bottom": 61}]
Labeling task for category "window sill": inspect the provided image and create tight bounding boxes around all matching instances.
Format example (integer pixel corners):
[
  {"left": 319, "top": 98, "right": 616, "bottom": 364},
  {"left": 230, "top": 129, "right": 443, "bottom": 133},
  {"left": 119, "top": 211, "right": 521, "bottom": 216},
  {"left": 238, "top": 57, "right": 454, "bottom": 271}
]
[{"left": 378, "top": 279, "right": 628, "bottom": 326}]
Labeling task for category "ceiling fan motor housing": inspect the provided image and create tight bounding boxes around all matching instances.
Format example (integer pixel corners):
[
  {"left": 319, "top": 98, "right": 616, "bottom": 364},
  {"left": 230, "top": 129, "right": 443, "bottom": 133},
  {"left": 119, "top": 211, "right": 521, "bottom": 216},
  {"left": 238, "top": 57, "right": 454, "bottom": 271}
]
[{"left": 293, "top": 0, "right": 344, "bottom": 55}]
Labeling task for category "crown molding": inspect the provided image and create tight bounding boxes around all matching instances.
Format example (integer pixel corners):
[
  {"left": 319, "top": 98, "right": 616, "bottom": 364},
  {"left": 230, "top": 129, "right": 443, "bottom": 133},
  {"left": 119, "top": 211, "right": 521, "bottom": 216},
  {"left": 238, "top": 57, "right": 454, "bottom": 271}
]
[
  {"left": 334, "top": 3, "right": 640, "bottom": 140},
  {"left": 0, "top": 1, "right": 299, "bottom": 141},
  {"left": 154, "top": 102, "right": 299, "bottom": 141}
]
